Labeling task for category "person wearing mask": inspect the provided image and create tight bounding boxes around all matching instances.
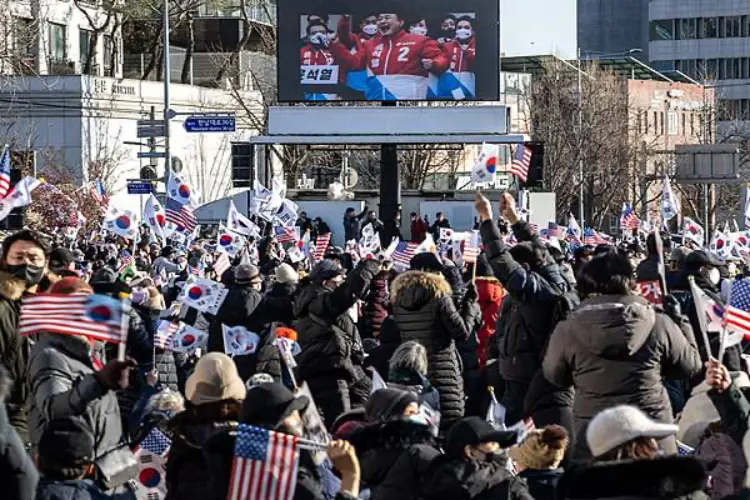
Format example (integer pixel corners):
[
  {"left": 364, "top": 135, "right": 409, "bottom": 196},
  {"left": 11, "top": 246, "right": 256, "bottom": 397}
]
[
  {"left": 42, "top": 247, "right": 77, "bottom": 290},
  {"left": 344, "top": 206, "right": 368, "bottom": 243},
  {"left": 410, "top": 212, "right": 428, "bottom": 243},
  {"left": 336, "top": 13, "right": 379, "bottom": 97},
  {"left": 236, "top": 382, "right": 362, "bottom": 500},
  {"left": 509, "top": 425, "right": 569, "bottom": 500},
  {"left": 0, "top": 229, "right": 50, "bottom": 442},
  {"left": 208, "top": 263, "right": 284, "bottom": 381},
  {"left": 35, "top": 418, "right": 132, "bottom": 500},
  {"left": 266, "top": 262, "right": 299, "bottom": 325},
  {"left": 672, "top": 250, "right": 742, "bottom": 371},
  {"left": 390, "top": 253, "right": 480, "bottom": 429},
  {"left": 438, "top": 15, "right": 476, "bottom": 99},
  {"left": 557, "top": 406, "right": 709, "bottom": 500},
  {"left": 430, "top": 212, "right": 451, "bottom": 242},
  {"left": 296, "top": 211, "right": 314, "bottom": 236},
  {"left": 152, "top": 246, "right": 180, "bottom": 276},
  {"left": 300, "top": 21, "right": 341, "bottom": 101},
  {"left": 423, "top": 417, "right": 533, "bottom": 500},
  {"left": 543, "top": 251, "right": 702, "bottom": 460},
  {"left": 474, "top": 193, "right": 573, "bottom": 425},
  {"left": 295, "top": 258, "right": 381, "bottom": 427},
  {"left": 0, "top": 364, "right": 38, "bottom": 498},
  {"left": 313, "top": 216, "right": 331, "bottom": 239},
  {"left": 166, "top": 353, "right": 246, "bottom": 500},
  {"left": 387, "top": 341, "right": 441, "bottom": 413},
  {"left": 346, "top": 388, "right": 440, "bottom": 500},
  {"left": 437, "top": 14, "right": 457, "bottom": 44}
]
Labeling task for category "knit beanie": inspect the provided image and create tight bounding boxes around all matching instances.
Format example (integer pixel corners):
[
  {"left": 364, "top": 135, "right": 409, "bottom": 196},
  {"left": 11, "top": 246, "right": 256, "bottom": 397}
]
[
  {"left": 509, "top": 425, "right": 569, "bottom": 470},
  {"left": 275, "top": 263, "right": 300, "bottom": 284}
]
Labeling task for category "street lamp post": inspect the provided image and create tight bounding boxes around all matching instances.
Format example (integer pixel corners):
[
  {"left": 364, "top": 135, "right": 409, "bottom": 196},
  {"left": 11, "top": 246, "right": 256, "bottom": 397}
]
[{"left": 163, "top": 0, "right": 171, "bottom": 176}]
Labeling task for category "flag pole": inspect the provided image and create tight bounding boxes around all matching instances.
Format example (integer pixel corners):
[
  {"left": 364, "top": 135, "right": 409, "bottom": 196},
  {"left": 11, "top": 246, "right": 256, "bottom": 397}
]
[
  {"left": 718, "top": 281, "right": 734, "bottom": 363},
  {"left": 118, "top": 294, "right": 131, "bottom": 362}
]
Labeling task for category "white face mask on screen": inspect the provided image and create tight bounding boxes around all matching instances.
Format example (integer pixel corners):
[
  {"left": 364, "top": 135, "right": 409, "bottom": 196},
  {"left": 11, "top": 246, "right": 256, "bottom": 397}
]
[
  {"left": 410, "top": 26, "right": 427, "bottom": 36},
  {"left": 362, "top": 24, "right": 378, "bottom": 36},
  {"left": 455, "top": 28, "right": 472, "bottom": 40}
]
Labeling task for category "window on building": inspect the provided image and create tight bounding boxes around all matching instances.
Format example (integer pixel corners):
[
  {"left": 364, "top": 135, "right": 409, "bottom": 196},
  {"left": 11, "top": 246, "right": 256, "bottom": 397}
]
[
  {"left": 729, "top": 58, "right": 741, "bottom": 79},
  {"left": 79, "top": 28, "right": 93, "bottom": 72},
  {"left": 706, "top": 59, "right": 719, "bottom": 79},
  {"left": 678, "top": 18, "right": 697, "bottom": 40},
  {"left": 690, "top": 113, "right": 695, "bottom": 135},
  {"left": 701, "top": 17, "right": 718, "bottom": 38},
  {"left": 103, "top": 34, "right": 112, "bottom": 73},
  {"left": 741, "top": 58, "right": 750, "bottom": 80},
  {"left": 48, "top": 22, "right": 66, "bottom": 62},
  {"left": 650, "top": 19, "right": 675, "bottom": 40},
  {"left": 660, "top": 112, "right": 665, "bottom": 135},
  {"left": 12, "top": 17, "right": 35, "bottom": 61},
  {"left": 681, "top": 112, "right": 686, "bottom": 135},
  {"left": 726, "top": 16, "right": 741, "bottom": 37},
  {"left": 653, "top": 111, "right": 658, "bottom": 133},
  {"left": 644, "top": 111, "right": 649, "bottom": 134},
  {"left": 743, "top": 15, "right": 750, "bottom": 37},
  {"left": 667, "top": 111, "right": 678, "bottom": 135}
]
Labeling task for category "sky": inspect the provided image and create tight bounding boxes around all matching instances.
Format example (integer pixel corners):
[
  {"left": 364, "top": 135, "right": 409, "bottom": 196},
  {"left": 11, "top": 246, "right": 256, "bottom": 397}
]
[{"left": 500, "top": 0, "right": 577, "bottom": 59}]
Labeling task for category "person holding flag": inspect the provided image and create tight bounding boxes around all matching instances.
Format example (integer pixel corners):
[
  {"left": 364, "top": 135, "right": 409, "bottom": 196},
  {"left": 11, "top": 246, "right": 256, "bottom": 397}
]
[{"left": 26, "top": 277, "right": 137, "bottom": 459}]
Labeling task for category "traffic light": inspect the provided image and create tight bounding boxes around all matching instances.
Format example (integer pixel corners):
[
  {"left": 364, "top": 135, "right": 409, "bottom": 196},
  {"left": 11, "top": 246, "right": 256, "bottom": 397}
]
[{"left": 231, "top": 143, "right": 254, "bottom": 188}]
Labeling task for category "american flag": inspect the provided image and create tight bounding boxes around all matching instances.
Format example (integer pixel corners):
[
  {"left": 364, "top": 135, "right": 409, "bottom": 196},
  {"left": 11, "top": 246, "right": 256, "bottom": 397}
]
[
  {"left": 584, "top": 228, "right": 607, "bottom": 246},
  {"left": 0, "top": 145, "right": 10, "bottom": 199},
  {"left": 677, "top": 441, "right": 694, "bottom": 456},
  {"left": 724, "top": 279, "right": 750, "bottom": 339},
  {"left": 464, "top": 230, "right": 481, "bottom": 264},
  {"left": 227, "top": 424, "right": 301, "bottom": 500},
  {"left": 155, "top": 321, "right": 179, "bottom": 350},
  {"left": 313, "top": 233, "right": 331, "bottom": 261},
  {"left": 118, "top": 251, "right": 133, "bottom": 273},
  {"left": 547, "top": 222, "right": 563, "bottom": 239},
  {"left": 213, "top": 252, "right": 231, "bottom": 278},
  {"left": 89, "top": 179, "right": 108, "bottom": 205},
  {"left": 510, "top": 144, "right": 531, "bottom": 183},
  {"left": 620, "top": 204, "right": 641, "bottom": 230},
  {"left": 165, "top": 198, "right": 197, "bottom": 231},
  {"left": 19, "top": 294, "right": 128, "bottom": 344},
  {"left": 275, "top": 226, "right": 300, "bottom": 244},
  {"left": 392, "top": 241, "right": 418, "bottom": 270},
  {"left": 140, "top": 428, "right": 171, "bottom": 456}
]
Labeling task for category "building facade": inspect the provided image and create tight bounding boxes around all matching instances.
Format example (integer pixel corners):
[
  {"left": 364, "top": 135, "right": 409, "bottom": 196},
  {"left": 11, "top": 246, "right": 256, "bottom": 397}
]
[
  {"left": 648, "top": 0, "right": 750, "bottom": 133},
  {"left": 578, "top": 0, "right": 650, "bottom": 60}
]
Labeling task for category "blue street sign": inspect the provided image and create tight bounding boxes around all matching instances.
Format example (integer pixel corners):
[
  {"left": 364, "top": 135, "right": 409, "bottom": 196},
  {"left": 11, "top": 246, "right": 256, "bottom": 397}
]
[
  {"left": 127, "top": 180, "right": 154, "bottom": 195},
  {"left": 184, "top": 116, "right": 236, "bottom": 133},
  {"left": 137, "top": 151, "right": 166, "bottom": 159}
]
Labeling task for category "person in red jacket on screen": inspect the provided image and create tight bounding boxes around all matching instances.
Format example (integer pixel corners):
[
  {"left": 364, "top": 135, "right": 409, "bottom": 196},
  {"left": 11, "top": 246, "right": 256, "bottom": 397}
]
[
  {"left": 437, "top": 15, "right": 477, "bottom": 100},
  {"left": 300, "top": 21, "right": 341, "bottom": 100},
  {"left": 328, "top": 12, "right": 449, "bottom": 100}
]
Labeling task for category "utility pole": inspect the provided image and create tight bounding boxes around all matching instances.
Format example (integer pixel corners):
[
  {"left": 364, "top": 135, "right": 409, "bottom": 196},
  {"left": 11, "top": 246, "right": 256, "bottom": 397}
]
[
  {"left": 163, "top": 0, "right": 171, "bottom": 177},
  {"left": 577, "top": 46, "right": 585, "bottom": 229}
]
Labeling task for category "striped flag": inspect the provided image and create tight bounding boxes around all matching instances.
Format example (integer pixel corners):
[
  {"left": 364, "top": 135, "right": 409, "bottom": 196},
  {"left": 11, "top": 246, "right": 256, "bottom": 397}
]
[
  {"left": 118, "top": 251, "right": 133, "bottom": 274},
  {"left": 510, "top": 144, "right": 531, "bottom": 183},
  {"left": 725, "top": 279, "right": 750, "bottom": 340},
  {"left": 392, "top": 241, "right": 418, "bottom": 271},
  {"left": 312, "top": 233, "right": 331, "bottom": 261},
  {"left": 275, "top": 226, "right": 300, "bottom": 244},
  {"left": 464, "top": 230, "right": 481, "bottom": 264},
  {"left": 19, "top": 293, "right": 128, "bottom": 344},
  {"left": 165, "top": 199, "right": 197, "bottom": 232},
  {"left": 155, "top": 320, "right": 179, "bottom": 350},
  {"left": 619, "top": 203, "right": 641, "bottom": 230},
  {"left": 213, "top": 252, "right": 231, "bottom": 278},
  {"left": 227, "top": 424, "right": 301, "bottom": 500},
  {"left": 0, "top": 145, "right": 10, "bottom": 199}
]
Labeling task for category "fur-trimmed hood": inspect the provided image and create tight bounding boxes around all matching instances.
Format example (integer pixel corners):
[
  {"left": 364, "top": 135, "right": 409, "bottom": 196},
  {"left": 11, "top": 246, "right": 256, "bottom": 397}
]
[
  {"left": 391, "top": 271, "right": 452, "bottom": 311},
  {"left": 0, "top": 269, "right": 25, "bottom": 302}
]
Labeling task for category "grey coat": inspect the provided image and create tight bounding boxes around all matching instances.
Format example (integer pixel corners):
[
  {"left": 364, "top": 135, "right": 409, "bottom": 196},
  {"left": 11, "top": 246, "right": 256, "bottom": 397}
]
[
  {"left": 543, "top": 294, "right": 702, "bottom": 459},
  {"left": 27, "top": 334, "right": 122, "bottom": 458}
]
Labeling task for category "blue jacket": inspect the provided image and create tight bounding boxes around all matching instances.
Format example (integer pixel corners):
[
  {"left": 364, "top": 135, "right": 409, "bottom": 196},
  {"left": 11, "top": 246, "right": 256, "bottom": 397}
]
[{"left": 36, "top": 479, "right": 134, "bottom": 500}]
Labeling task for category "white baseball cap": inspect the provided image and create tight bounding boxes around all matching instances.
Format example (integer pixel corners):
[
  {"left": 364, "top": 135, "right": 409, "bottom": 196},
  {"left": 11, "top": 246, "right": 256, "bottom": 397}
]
[{"left": 586, "top": 405, "right": 678, "bottom": 458}]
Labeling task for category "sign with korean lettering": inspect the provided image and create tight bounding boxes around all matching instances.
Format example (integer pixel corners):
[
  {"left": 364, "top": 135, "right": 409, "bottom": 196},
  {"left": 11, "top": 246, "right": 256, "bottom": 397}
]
[
  {"left": 300, "top": 65, "right": 339, "bottom": 85},
  {"left": 183, "top": 117, "right": 236, "bottom": 133},
  {"left": 635, "top": 280, "right": 663, "bottom": 305}
]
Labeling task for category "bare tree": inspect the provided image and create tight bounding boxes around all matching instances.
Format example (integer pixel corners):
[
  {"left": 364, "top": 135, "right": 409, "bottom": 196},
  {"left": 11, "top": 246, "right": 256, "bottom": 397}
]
[{"left": 73, "top": 0, "right": 116, "bottom": 75}]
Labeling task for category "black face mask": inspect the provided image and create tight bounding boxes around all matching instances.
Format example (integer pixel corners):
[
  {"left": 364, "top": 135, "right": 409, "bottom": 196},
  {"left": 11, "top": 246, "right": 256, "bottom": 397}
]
[
  {"left": 7, "top": 263, "right": 45, "bottom": 287},
  {"left": 440, "top": 28, "right": 455, "bottom": 39}
]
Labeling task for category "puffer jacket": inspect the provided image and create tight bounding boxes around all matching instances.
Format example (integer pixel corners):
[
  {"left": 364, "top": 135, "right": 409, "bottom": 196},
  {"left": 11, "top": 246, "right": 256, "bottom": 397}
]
[
  {"left": 36, "top": 479, "right": 134, "bottom": 500},
  {"left": 360, "top": 269, "right": 394, "bottom": 339},
  {"left": 27, "top": 334, "right": 122, "bottom": 458},
  {"left": 390, "top": 271, "right": 479, "bottom": 427},
  {"left": 423, "top": 455, "right": 534, "bottom": 500},
  {"left": 295, "top": 260, "right": 381, "bottom": 426},
  {"left": 480, "top": 219, "right": 570, "bottom": 383},
  {"left": 557, "top": 456, "right": 709, "bottom": 500},
  {"left": 347, "top": 420, "right": 440, "bottom": 500},
  {"left": 475, "top": 276, "right": 505, "bottom": 368},
  {"left": 0, "top": 270, "right": 29, "bottom": 441},
  {"left": 166, "top": 403, "right": 239, "bottom": 500},
  {"left": 543, "top": 294, "right": 702, "bottom": 459},
  {"left": 0, "top": 364, "right": 38, "bottom": 499}
]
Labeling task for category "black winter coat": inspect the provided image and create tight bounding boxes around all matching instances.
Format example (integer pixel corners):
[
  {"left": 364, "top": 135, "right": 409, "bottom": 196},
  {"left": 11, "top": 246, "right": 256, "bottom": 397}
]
[
  {"left": 517, "top": 468, "right": 563, "bottom": 500},
  {"left": 390, "top": 271, "right": 479, "bottom": 427},
  {"left": 347, "top": 420, "right": 439, "bottom": 500},
  {"left": 423, "top": 456, "right": 534, "bottom": 500},
  {"left": 0, "top": 270, "right": 29, "bottom": 441},
  {"left": 480, "top": 220, "right": 570, "bottom": 384},
  {"left": 0, "top": 364, "right": 38, "bottom": 499},
  {"left": 364, "top": 317, "right": 401, "bottom": 380},
  {"left": 35, "top": 479, "right": 134, "bottom": 500},
  {"left": 557, "top": 456, "right": 709, "bottom": 500}
]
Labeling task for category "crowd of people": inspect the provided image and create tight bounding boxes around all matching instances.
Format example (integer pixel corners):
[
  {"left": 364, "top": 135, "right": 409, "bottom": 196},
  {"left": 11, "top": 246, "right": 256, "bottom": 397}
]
[{"left": 2, "top": 190, "right": 750, "bottom": 500}]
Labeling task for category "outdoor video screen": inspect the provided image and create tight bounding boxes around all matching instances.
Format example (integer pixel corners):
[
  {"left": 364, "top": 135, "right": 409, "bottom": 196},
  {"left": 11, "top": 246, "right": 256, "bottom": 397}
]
[{"left": 277, "top": 0, "right": 500, "bottom": 102}]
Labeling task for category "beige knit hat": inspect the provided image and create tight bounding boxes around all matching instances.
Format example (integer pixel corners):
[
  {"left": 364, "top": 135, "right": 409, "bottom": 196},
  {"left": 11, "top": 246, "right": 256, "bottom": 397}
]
[
  {"left": 509, "top": 425, "right": 569, "bottom": 470},
  {"left": 186, "top": 353, "right": 247, "bottom": 405}
]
